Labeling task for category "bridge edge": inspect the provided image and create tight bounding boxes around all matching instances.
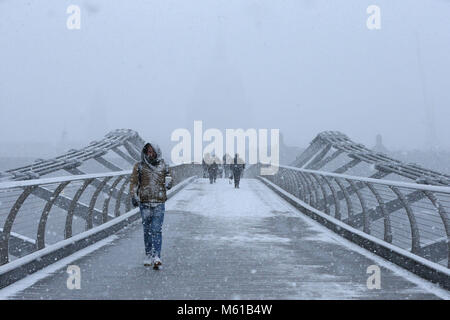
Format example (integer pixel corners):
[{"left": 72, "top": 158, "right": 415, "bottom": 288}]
[
  {"left": 0, "top": 176, "right": 197, "bottom": 290},
  {"left": 258, "top": 176, "right": 450, "bottom": 291}
]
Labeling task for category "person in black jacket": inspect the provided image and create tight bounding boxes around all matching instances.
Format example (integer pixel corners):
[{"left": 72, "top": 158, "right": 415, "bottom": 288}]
[{"left": 232, "top": 153, "right": 245, "bottom": 188}]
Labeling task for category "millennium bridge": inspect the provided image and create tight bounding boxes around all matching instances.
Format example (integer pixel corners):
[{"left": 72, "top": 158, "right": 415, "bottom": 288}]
[{"left": 0, "top": 129, "right": 448, "bottom": 299}]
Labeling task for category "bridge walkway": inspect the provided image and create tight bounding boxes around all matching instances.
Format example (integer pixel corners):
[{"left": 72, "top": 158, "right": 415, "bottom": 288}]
[{"left": 1, "top": 179, "right": 446, "bottom": 299}]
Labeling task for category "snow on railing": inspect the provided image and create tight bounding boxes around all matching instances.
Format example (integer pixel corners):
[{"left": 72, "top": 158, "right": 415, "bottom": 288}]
[
  {"left": 0, "top": 163, "right": 202, "bottom": 266},
  {"left": 255, "top": 164, "right": 450, "bottom": 268}
]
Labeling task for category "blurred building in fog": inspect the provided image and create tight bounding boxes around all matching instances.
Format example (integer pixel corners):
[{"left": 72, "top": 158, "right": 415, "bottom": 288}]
[
  {"left": 279, "top": 133, "right": 303, "bottom": 165},
  {"left": 372, "top": 134, "right": 389, "bottom": 155},
  {"left": 56, "top": 128, "right": 68, "bottom": 155}
]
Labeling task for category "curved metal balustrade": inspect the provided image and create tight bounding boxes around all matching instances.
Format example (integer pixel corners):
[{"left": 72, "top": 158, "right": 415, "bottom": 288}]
[
  {"left": 254, "top": 164, "right": 450, "bottom": 269},
  {"left": 0, "top": 128, "right": 146, "bottom": 182},
  {"left": 0, "top": 128, "right": 203, "bottom": 267},
  {"left": 2, "top": 127, "right": 448, "bottom": 288},
  {"left": 292, "top": 131, "right": 450, "bottom": 186},
  {"left": 0, "top": 163, "right": 201, "bottom": 266}
]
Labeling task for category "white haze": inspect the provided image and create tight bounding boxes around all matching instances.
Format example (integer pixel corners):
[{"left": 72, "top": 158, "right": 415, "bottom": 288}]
[{"left": 1, "top": 0, "right": 450, "bottom": 158}]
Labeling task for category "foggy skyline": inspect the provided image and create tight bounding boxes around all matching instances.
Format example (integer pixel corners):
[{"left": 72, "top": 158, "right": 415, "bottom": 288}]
[{"left": 1, "top": 0, "right": 450, "bottom": 158}]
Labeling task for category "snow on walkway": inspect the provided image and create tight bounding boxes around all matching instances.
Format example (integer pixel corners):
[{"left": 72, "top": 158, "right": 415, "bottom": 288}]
[{"left": 3, "top": 178, "right": 447, "bottom": 299}]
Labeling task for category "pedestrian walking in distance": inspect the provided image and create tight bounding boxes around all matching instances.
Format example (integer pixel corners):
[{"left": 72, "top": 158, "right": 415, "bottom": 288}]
[
  {"left": 208, "top": 160, "right": 218, "bottom": 184},
  {"left": 130, "top": 142, "right": 172, "bottom": 269},
  {"left": 232, "top": 153, "right": 245, "bottom": 188}
]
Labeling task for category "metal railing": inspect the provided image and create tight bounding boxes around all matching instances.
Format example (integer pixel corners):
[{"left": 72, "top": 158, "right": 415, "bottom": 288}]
[
  {"left": 291, "top": 131, "right": 450, "bottom": 185},
  {"left": 0, "top": 163, "right": 202, "bottom": 266},
  {"left": 0, "top": 129, "right": 146, "bottom": 182},
  {"left": 254, "top": 164, "right": 450, "bottom": 268}
]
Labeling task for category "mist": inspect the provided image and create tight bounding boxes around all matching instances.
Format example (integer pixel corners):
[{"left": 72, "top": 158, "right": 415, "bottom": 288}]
[{"left": 1, "top": 0, "right": 450, "bottom": 158}]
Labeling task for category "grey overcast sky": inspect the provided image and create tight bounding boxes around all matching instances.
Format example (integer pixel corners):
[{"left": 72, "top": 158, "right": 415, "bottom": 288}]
[{"left": 0, "top": 0, "right": 449, "bottom": 157}]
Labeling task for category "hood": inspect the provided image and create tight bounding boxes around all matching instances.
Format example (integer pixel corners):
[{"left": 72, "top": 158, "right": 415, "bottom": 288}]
[{"left": 141, "top": 142, "right": 163, "bottom": 167}]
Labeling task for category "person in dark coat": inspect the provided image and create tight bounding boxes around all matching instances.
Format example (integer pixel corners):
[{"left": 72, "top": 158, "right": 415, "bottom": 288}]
[
  {"left": 222, "top": 154, "right": 226, "bottom": 178},
  {"left": 232, "top": 153, "right": 245, "bottom": 188},
  {"left": 208, "top": 161, "right": 218, "bottom": 184},
  {"left": 202, "top": 159, "right": 208, "bottom": 178}
]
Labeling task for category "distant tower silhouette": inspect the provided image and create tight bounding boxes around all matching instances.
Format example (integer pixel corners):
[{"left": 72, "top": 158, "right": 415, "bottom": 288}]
[
  {"left": 415, "top": 31, "right": 438, "bottom": 151},
  {"left": 87, "top": 91, "right": 109, "bottom": 140},
  {"left": 373, "top": 134, "right": 389, "bottom": 154},
  {"left": 57, "top": 127, "right": 68, "bottom": 155}
]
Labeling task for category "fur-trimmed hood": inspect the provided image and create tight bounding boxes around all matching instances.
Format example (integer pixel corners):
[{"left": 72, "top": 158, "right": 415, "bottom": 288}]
[{"left": 141, "top": 142, "right": 163, "bottom": 167}]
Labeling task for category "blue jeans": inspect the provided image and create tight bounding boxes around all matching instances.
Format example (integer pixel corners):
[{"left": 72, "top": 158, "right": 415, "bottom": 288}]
[{"left": 139, "top": 203, "right": 165, "bottom": 258}]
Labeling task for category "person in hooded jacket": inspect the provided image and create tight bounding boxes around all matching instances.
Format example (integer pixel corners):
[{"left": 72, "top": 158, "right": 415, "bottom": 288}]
[{"left": 130, "top": 142, "right": 172, "bottom": 268}]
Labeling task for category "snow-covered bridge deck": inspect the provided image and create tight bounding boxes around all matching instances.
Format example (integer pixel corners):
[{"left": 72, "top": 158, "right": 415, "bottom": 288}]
[{"left": 1, "top": 179, "right": 448, "bottom": 299}]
